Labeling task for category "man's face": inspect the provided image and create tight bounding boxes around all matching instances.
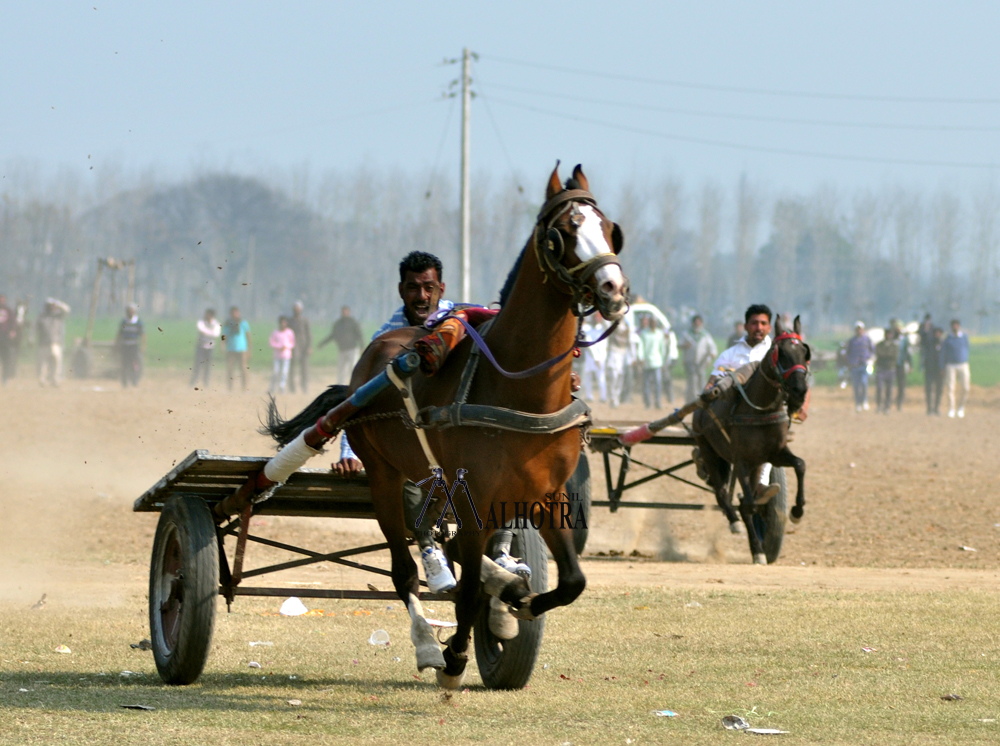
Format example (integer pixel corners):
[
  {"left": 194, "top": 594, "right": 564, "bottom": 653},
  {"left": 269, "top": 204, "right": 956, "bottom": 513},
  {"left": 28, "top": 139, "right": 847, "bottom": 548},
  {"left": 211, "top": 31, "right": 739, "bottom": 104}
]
[
  {"left": 341, "top": 307, "right": 351, "bottom": 318},
  {"left": 399, "top": 268, "right": 444, "bottom": 325},
  {"left": 691, "top": 318, "right": 702, "bottom": 332},
  {"left": 951, "top": 321, "right": 960, "bottom": 334},
  {"left": 0, "top": 296, "right": 6, "bottom": 307},
  {"left": 855, "top": 326, "right": 865, "bottom": 337},
  {"left": 745, "top": 313, "right": 771, "bottom": 346},
  {"left": 231, "top": 309, "right": 241, "bottom": 322}
]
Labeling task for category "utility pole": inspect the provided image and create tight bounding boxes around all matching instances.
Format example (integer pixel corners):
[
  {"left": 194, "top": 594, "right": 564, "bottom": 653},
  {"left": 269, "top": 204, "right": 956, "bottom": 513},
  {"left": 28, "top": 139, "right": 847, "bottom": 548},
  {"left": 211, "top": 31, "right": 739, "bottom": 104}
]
[{"left": 460, "top": 47, "right": 472, "bottom": 303}]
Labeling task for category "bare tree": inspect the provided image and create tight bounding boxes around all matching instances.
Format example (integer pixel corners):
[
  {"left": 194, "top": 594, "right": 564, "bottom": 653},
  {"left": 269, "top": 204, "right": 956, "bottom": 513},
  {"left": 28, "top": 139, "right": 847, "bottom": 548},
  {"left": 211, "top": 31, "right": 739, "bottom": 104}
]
[
  {"left": 931, "top": 189, "right": 962, "bottom": 318},
  {"left": 732, "top": 173, "right": 762, "bottom": 317},
  {"left": 695, "top": 184, "right": 722, "bottom": 315},
  {"left": 970, "top": 180, "right": 1000, "bottom": 332}
]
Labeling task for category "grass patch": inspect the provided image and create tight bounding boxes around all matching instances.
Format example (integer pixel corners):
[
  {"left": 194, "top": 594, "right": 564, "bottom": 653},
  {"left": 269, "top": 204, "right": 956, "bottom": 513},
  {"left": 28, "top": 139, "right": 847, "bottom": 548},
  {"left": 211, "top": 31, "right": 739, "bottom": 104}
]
[{"left": 2, "top": 587, "right": 998, "bottom": 745}]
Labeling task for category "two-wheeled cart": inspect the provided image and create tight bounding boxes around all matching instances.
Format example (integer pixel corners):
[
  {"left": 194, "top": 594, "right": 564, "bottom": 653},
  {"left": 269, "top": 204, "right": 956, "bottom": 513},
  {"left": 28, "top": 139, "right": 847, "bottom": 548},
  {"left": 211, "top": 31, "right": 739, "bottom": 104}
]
[{"left": 134, "top": 450, "right": 547, "bottom": 690}]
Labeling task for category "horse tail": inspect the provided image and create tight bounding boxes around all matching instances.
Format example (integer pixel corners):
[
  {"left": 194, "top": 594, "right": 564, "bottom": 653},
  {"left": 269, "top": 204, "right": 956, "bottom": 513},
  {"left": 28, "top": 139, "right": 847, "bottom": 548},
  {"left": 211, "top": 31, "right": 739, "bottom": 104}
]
[{"left": 259, "top": 384, "right": 350, "bottom": 446}]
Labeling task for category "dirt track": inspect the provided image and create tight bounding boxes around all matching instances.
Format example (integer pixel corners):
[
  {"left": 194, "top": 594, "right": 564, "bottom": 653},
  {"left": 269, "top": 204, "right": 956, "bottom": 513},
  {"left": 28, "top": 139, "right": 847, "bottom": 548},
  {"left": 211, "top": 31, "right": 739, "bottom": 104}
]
[{"left": 1, "top": 369, "right": 998, "bottom": 610}]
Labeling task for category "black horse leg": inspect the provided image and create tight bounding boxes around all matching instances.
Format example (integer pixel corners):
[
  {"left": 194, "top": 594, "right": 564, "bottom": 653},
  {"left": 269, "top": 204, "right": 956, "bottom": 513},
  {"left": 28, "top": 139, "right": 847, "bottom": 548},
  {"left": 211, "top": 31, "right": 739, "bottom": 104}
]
[
  {"left": 530, "top": 522, "right": 586, "bottom": 617},
  {"left": 735, "top": 462, "right": 766, "bottom": 563},
  {"left": 438, "top": 528, "right": 485, "bottom": 689},
  {"left": 699, "top": 440, "right": 739, "bottom": 528},
  {"left": 773, "top": 446, "right": 806, "bottom": 522}
]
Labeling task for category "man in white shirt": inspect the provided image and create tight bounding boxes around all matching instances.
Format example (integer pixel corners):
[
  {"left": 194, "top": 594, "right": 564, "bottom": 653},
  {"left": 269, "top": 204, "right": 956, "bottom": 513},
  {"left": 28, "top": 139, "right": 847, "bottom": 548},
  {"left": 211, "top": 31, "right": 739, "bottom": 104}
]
[
  {"left": 190, "top": 308, "right": 221, "bottom": 389},
  {"left": 705, "top": 303, "right": 778, "bottom": 504}
]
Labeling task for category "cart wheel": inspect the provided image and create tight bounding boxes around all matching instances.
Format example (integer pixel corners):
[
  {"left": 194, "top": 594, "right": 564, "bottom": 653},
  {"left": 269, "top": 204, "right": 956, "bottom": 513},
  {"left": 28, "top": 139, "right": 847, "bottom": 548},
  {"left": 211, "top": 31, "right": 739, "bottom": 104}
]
[
  {"left": 149, "top": 495, "right": 219, "bottom": 685},
  {"left": 565, "top": 452, "right": 591, "bottom": 555},
  {"left": 751, "top": 467, "right": 788, "bottom": 564},
  {"left": 474, "top": 525, "right": 548, "bottom": 690}
]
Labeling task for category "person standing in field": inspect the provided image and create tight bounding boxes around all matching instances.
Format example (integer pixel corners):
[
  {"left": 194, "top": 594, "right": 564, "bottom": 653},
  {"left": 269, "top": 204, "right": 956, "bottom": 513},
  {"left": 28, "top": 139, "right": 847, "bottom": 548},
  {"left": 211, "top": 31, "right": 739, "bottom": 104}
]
[
  {"left": 846, "top": 321, "right": 874, "bottom": 412},
  {"left": 638, "top": 315, "right": 667, "bottom": 409},
  {"left": 873, "top": 326, "right": 899, "bottom": 414},
  {"left": 605, "top": 313, "right": 635, "bottom": 408},
  {"left": 922, "top": 326, "right": 945, "bottom": 415},
  {"left": 726, "top": 320, "right": 744, "bottom": 349},
  {"left": 319, "top": 305, "right": 363, "bottom": 385},
  {"left": 224, "top": 306, "right": 252, "bottom": 392},
  {"left": 190, "top": 308, "right": 221, "bottom": 389},
  {"left": 893, "top": 319, "right": 913, "bottom": 411},
  {"left": 36, "top": 298, "right": 70, "bottom": 387},
  {"left": 115, "top": 303, "right": 145, "bottom": 388},
  {"left": 942, "top": 318, "right": 970, "bottom": 418},
  {"left": 680, "top": 314, "right": 718, "bottom": 402},
  {"left": 580, "top": 313, "right": 608, "bottom": 402},
  {"left": 0, "top": 294, "right": 14, "bottom": 384},
  {"left": 287, "top": 301, "right": 312, "bottom": 394},
  {"left": 269, "top": 315, "right": 295, "bottom": 394}
]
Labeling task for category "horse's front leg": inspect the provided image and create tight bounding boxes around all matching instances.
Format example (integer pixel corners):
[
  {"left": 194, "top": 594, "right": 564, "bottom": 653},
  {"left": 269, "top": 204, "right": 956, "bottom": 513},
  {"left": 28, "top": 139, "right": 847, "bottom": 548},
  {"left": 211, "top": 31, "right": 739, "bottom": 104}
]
[
  {"left": 437, "top": 529, "right": 486, "bottom": 690},
  {"left": 361, "top": 449, "right": 445, "bottom": 673},
  {"left": 524, "top": 521, "right": 586, "bottom": 618},
  {"left": 774, "top": 446, "right": 806, "bottom": 523},
  {"left": 734, "top": 462, "right": 767, "bottom": 565}
]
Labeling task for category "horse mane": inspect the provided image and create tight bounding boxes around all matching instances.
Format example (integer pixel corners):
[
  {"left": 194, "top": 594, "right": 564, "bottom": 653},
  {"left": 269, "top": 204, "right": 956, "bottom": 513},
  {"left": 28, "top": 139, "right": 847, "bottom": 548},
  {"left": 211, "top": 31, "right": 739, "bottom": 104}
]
[{"left": 498, "top": 246, "right": 527, "bottom": 307}]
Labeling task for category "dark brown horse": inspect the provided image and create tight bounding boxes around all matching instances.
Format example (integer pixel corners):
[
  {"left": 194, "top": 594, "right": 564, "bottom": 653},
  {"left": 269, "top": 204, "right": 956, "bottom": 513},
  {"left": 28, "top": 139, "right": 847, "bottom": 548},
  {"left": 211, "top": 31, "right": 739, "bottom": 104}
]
[
  {"left": 692, "top": 315, "right": 809, "bottom": 564},
  {"left": 266, "top": 164, "right": 628, "bottom": 687}
]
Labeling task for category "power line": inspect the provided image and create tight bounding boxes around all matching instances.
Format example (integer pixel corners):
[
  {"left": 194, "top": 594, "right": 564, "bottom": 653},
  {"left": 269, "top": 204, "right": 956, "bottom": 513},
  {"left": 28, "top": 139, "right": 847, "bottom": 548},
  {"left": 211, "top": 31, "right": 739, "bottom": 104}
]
[
  {"left": 481, "top": 53, "right": 1000, "bottom": 106},
  {"left": 474, "top": 78, "right": 525, "bottom": 193},
  {"left": 483, "top": 95, "right": 1000, "bottom": 169},
  {"left": 425, "top": 95, "right": 457, "bottom": 198},
  {"left": 482, "top": 80, "right": 1000, "bottom": 134}
]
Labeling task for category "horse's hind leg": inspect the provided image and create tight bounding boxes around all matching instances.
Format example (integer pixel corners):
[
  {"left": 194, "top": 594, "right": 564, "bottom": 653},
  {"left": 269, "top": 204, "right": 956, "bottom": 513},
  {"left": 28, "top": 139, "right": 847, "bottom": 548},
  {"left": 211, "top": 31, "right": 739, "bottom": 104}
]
[
  {"left": 734, "top": 462, "right": 767, "bottom": 564},
  {"left": 363, "top": 449, "right": 445, "bottom": 672},
  {"left": 774, "top": 446, "right": 806, "bottom": 523},
  {"left": 698, "top": 440, "right": 739, "bottom": 531}
]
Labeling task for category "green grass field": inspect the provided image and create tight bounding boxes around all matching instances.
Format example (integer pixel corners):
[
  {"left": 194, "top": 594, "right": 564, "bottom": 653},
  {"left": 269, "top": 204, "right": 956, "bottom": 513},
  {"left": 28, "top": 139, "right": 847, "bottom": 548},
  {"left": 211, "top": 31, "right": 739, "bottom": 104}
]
[{"left": 2, "top": 585, "right": 998, "bottom": 745}]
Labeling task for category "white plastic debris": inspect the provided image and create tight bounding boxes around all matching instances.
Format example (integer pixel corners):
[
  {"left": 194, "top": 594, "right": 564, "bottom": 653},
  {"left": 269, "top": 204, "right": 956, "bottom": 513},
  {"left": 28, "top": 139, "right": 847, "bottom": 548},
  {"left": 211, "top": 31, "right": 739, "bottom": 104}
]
[
  {"left": 747, "top": 728, "right": 789, "bottom": 734},
  {"left": 654, "top": 709, "right": 677, "bottom": 717},
  {"left": 961, "top": 546, "right": 977, "bottom": 552},
  {"left": 369, "top": 629, "right": 390, "bottom": 647},
  {"left": 722, "top": 715, "right": 749, "bottom": 730},
  {"left": 119, "top": 671, "right": 138, "bottom": 677},
  {"left": 249, "top": 641, "right": 274, "bottom": 647},
  {"left": 248, "top": 661, "right": 262, "bottom": 669},
  {"left": 685, "top": 601, "right": 702, "bottom": 609},
  {"left": 287, "top": 699, "right": 302, "bottom": 706},
  {"left": 54, "top": 645, "right": 71, "bottom": 654},
  {"left": 279, "top": 597, "right": 309, "bottom": 616}
]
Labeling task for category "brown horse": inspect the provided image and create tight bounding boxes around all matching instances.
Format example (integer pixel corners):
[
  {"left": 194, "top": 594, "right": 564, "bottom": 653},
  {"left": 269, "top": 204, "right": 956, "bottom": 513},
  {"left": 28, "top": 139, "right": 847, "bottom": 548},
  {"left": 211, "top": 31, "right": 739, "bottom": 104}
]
[
  {"left": 692, "top": 315, "right": 809, "bottom": 564},
  {"left": 266, "top": 164, "right": 628, "bottom": 687}
]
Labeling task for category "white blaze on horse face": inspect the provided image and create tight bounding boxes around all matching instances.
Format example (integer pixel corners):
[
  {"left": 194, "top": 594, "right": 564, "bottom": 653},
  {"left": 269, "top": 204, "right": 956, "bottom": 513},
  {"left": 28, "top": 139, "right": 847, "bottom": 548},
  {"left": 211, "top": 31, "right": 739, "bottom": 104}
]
[{"left": 575, "top": 205, "right": 626, "bottom": 306}]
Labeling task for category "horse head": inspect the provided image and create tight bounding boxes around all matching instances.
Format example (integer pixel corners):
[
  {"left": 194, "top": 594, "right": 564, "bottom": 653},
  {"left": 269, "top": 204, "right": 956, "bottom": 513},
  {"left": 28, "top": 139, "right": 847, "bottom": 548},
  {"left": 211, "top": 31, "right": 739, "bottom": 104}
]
[
  {"left": 769, "top": 314, "right": 811, "bottom": 413},
  {"left": 535, "top": 162, "right": 630, "bottom": 321}
]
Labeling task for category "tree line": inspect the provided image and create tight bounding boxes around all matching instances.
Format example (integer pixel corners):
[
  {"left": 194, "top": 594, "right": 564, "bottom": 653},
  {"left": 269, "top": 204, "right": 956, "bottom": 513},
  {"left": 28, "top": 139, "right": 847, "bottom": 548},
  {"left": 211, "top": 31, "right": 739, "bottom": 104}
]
[{"left": 1, "top": 162, "right": 997, "bottom": 334}]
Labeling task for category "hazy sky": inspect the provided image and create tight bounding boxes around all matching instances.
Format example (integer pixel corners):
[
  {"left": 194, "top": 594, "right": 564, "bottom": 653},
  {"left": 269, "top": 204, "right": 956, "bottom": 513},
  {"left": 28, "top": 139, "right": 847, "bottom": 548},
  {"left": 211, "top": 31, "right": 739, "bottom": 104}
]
[{"left": 4, "top": 2, "right": 1000, "bottom": 196}]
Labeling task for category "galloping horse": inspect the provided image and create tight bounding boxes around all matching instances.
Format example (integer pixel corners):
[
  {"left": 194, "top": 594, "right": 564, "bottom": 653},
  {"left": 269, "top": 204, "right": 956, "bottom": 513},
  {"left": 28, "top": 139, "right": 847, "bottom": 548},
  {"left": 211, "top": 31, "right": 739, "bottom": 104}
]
[
  {"left": 265, "top": 164, "right": 629, "bottom": 687},
  {"left": 692, "top": 315, "right": 810, "bottom": 564}
]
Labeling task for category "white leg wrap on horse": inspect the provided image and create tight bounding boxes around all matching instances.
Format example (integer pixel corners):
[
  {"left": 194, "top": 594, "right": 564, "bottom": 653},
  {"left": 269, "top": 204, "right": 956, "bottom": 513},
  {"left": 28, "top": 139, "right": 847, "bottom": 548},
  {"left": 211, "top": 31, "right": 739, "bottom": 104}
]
[
  {"left": 759, "top": 462, "right": 772, "bottom": 486},
  {"left": 488, "top": 595, "right": 520, "bottom": 640},
  {"left": 480, "top": 555, "right": 520, "bottom": 597},
  {"left": 263, "top": 430, "right": 321, "bottom": 483},
  {"left": 753, "top": 553, "right": 767, "bottom": 565},
  {"left": 408, "top": 593, "right": 445, "bottom": 671}
]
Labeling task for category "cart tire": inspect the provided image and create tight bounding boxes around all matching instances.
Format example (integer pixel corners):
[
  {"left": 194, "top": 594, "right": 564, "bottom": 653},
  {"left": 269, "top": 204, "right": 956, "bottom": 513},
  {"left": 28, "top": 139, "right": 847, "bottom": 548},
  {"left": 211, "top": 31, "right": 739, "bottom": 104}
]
[
  {"left": 149, "top": 495, "right": 219, "bottom": 685},
  {"left": 565, "top": 452, "right": 591, "bottom": 555},
  {"left": 752, "top": 467, "right": 788, "bottom": 564},
  {"left": 474, "top": 525, "right": 548, "bottom": 690}
]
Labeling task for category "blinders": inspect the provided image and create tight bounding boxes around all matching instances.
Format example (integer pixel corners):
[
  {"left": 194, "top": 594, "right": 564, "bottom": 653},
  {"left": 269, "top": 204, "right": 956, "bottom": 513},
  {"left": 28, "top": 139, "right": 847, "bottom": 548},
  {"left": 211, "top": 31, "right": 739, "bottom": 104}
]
[{"left": 534, "top": 189, "right": 625, "bottom": 315}]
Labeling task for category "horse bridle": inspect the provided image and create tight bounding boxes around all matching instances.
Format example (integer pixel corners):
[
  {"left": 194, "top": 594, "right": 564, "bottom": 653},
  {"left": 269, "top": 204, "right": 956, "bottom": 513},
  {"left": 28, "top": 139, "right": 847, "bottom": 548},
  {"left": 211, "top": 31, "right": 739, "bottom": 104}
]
[
  {"left": 533, "top": 188, "right": 624, "bottom": 316},
  {"left": 761, "top": 332, "right": 810, "bottom": 389}
]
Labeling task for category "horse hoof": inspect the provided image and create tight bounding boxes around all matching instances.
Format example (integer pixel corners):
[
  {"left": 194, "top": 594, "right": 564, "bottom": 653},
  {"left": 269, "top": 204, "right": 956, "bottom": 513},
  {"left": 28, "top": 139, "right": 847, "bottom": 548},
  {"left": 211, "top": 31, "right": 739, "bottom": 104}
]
[
  {"left": 436, "top": 666, "right": 467, "bottom": 690},
  {"left": 753, "top": 553, "right": 767, "bottom": 565},
  {"left": 729, "top": 521, "right": 744, "bottom": 535},
  {"left": 790, "top": 505, "right": 804, "bottom": 524},
  {"left": 754, "top": 484, "right": 780, "bottom": 505},
  {"left": 488, "top": 596, "right": 520, "bottom": 640},
  {"left": 436, "top": 639, "right": 468, "bottom": 690},
  {"left": 415, "top": 643, "right": 446, "bottom": 672},
  {"left": 511, "top": 593, "right": 540, "bottom": 620}
]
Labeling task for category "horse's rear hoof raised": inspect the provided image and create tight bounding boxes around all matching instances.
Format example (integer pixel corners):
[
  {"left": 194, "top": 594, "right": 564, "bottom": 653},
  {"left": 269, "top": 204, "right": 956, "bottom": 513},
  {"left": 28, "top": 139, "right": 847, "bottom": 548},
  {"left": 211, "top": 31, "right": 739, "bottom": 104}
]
[{"left": 790, "top": 505, "right": 804, "bottom": 524}]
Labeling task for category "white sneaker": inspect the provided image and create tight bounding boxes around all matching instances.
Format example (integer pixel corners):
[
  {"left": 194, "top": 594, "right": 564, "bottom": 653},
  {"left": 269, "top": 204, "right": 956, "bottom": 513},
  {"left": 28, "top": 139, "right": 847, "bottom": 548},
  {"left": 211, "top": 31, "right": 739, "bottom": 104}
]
[
  {"left": 494, "top": 550, "right": 531, "bottom": 580},
  {"left": 948, "top": 409, "right": 956, "bottom": 418},
  {"left": 862, "top": 401, "right": 870, "bottom": 411},
  {"left": 855, "top": 404, "right": 862, "bottom": 412},
  {"left": 957, "top": 408, "right": 965, "bottom": 418},
  {"left": 421, "top": 547, "right": 457, "bottom": 593}
]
